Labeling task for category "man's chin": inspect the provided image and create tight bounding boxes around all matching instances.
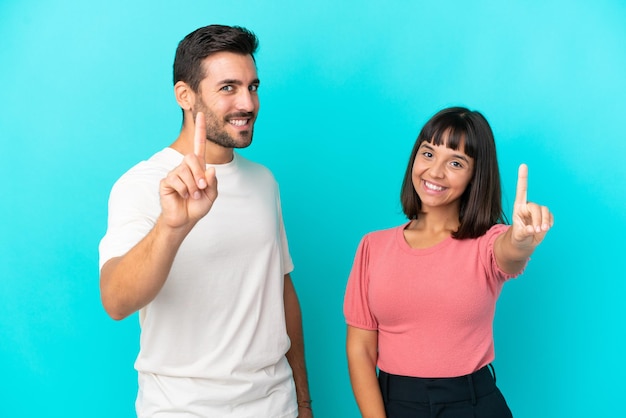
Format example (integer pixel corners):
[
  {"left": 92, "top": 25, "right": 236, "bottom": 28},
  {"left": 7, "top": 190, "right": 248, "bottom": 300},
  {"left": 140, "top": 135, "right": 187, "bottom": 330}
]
[
  {"left": 232, "top": 141, "right": 252, "bottom": 149},
  {"left": 207, "top": 132, "right": 253, "bottom": 149},
  {"left": 233, "top": 132, "right": 253, "bottom": 148},
  {"left": 230, "top": 135, "right": 252, "bottom": 149}
]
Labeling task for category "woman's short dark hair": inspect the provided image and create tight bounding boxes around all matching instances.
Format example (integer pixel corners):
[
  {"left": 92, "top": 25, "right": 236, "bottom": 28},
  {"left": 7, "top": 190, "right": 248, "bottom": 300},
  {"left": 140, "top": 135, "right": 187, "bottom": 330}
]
[
  {"left": 173, "top": 25, "right": 259, "bottom": 92},
  {"left": 400, "top": 107, "right": 507, "bottom": 239}
]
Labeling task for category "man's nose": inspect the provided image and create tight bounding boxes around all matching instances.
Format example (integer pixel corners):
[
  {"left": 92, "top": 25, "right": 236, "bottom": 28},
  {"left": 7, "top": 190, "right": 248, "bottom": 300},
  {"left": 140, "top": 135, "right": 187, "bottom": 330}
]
[{"left": 235, "top": 89, "right": 256, "bottom": 112}]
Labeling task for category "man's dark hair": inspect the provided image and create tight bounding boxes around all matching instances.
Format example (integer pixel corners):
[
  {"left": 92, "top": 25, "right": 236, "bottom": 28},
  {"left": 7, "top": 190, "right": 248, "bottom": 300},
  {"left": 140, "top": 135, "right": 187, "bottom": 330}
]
[
  {"left": 173, "top": 25, "right": 259, "bottom": 92},
  {"left": 400, "top": 107, "right": 507, "bottom": 239}
]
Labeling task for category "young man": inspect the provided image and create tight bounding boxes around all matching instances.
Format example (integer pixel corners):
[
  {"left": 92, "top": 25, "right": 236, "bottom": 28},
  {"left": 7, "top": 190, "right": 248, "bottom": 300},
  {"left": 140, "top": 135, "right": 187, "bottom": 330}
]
[{"left": 99, "top": 25, "right": 313, "bottom": 417}]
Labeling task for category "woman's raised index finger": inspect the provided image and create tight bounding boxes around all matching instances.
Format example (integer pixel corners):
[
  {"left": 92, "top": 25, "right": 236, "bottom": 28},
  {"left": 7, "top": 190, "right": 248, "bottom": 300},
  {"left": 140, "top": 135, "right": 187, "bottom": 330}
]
[
  {"left": 515, "top": 163, "right": 529, "bottom": 205},
  {"left": 194, "top": 112, "right": 206, "bottom": 164}
]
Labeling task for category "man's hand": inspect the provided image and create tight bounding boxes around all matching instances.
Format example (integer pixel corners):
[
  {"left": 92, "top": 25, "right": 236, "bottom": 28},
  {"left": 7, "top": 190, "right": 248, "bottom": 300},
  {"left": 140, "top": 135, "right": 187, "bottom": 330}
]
[
  {"left": 101, "top": 113, "right": 219, "bottom": 320},
  {"left": 297, "top": 406, "right": 314, "bottom": 418},
  {"left": 159, "top": 112, "right": 218, "bottom": 229}
]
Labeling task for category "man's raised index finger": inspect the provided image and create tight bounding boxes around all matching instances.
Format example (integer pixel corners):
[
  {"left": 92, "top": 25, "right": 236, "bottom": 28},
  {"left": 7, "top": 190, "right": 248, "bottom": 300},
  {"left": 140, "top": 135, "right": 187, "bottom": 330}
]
[
  {"left": 515, "top": 163, "right": 528, "bottom": 205},
  {"left": 194, "top": 112, "right": 206, "bottom": 164}
]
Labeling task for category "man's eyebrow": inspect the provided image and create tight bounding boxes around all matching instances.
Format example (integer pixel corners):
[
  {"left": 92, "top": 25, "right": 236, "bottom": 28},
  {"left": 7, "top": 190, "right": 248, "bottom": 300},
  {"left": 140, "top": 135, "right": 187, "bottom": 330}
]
[{"left": 218, "top": 78, "right": 260, "bottom": 85}]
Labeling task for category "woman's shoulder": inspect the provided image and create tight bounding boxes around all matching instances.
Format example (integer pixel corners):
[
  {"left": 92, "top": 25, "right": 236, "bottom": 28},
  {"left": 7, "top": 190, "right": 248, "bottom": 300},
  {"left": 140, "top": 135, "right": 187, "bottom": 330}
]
[
  {"left": 483, "top": 223, "right": 509, "bottom": 239},
  {"left": 360, "top": 223, "right": 408, "bottom": 247},
  {"left": 366, "top": 222, "right": 406, "bottom": 236}
]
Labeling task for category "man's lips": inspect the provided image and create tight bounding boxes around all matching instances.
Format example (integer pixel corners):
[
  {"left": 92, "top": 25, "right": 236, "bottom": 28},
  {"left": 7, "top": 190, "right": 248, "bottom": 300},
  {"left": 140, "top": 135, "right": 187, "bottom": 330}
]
[{"left": 226, "top": 113, "right": 254, "bottom": 128}]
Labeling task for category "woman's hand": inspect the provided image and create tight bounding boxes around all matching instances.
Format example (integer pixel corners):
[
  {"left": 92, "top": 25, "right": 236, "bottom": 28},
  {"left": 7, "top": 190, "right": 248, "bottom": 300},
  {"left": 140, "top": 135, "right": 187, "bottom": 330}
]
[{"left": 509, "top": 164, "right": 554, "bottom": 251}]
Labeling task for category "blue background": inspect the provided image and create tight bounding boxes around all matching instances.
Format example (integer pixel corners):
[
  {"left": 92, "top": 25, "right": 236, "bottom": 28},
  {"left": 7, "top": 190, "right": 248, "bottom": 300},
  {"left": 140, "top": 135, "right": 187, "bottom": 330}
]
[{"left": 1, "top": 1, "right": 625, "bottom": 417}]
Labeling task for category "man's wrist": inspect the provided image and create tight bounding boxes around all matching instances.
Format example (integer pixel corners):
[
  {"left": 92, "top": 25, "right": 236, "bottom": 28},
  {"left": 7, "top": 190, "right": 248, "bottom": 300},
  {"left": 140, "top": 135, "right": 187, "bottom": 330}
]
[{"left": 297, "top": 399, "right": 312, "bottom": 410}]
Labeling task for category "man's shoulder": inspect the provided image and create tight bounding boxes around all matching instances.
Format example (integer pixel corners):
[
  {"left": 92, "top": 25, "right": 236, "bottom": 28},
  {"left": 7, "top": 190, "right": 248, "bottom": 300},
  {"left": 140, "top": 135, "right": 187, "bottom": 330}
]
[
  {"left": 235, "top": 153, "right": 276, "bottom": 180},
  {"left": 120, "top": 148, "right": 179, "bottom": 179},
  {"left": 110, "top": 148, "right": 177, "bottom": 194}
]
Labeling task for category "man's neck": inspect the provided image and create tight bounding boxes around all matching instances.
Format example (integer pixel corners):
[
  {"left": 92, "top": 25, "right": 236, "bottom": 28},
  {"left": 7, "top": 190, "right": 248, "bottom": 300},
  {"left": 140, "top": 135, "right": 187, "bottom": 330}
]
[{"left": 170, "top": 124, "right": 234, "bottom": 165}]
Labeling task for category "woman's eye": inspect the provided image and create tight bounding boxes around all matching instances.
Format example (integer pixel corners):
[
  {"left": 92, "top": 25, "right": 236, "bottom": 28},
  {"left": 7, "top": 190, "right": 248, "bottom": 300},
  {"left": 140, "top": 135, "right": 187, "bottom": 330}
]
[
  {"left": 450, "top": 161, "right": 463, "bottom": 168},
  {"left": 422, "top": 152, "right": 433, "bottom": 158}
]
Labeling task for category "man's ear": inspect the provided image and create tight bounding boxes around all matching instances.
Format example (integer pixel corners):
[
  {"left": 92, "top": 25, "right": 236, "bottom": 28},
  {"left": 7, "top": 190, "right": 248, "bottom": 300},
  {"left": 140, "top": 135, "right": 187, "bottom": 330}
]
[{"left": 174, "top": 81, "right": 195, "bottom": 111}]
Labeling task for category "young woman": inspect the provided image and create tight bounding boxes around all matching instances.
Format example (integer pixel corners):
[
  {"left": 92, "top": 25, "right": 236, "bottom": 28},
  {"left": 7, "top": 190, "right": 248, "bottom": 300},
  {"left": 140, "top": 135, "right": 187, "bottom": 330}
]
[{"left": 344, "top": 107, "right": 553, "bottom": 417}]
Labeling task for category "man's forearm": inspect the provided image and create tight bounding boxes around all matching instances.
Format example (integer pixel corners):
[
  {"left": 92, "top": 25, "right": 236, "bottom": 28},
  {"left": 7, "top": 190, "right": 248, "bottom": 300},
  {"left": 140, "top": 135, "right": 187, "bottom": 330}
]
[
  {"left": 283, "top": 275, "right": 312, "bottom": 414},
  {"left": 100, "top": 219, "right": 189, "bottom": 320}
]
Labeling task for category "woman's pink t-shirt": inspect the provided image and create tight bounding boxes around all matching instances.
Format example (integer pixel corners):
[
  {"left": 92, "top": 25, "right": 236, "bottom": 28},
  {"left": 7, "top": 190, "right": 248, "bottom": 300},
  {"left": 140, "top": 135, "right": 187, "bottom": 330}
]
[{"left": 344, "top": 223, "right": 522, "bottom": 378}]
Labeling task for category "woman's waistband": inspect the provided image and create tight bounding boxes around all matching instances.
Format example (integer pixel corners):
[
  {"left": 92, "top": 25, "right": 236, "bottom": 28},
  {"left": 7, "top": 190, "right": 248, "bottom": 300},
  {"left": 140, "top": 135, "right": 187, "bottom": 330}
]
[{"left": 378, "top": 365, "right": 497, "bottom": 404}]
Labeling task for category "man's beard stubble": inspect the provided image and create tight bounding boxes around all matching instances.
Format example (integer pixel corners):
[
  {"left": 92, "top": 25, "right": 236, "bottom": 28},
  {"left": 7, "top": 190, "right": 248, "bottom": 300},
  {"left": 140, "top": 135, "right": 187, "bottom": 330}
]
[{"left": 195, "top": 108, "right": 255, "bottom": 149}]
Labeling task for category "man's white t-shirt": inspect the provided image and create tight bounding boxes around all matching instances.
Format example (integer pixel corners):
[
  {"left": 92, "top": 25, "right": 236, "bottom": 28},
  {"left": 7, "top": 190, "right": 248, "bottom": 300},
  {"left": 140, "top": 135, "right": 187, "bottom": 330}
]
[{"left": 99, "top": 148, "right": 297, "bottom": 417}]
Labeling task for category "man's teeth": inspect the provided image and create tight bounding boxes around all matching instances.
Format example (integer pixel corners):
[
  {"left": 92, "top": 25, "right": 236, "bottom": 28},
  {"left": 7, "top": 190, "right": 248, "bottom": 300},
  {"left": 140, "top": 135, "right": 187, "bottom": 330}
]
[
  {"left": 230, "top": 119, "right": 247, "bottom": 126},
  {"left": 424, "top": 181, "right": 444, "bottom": 191}
]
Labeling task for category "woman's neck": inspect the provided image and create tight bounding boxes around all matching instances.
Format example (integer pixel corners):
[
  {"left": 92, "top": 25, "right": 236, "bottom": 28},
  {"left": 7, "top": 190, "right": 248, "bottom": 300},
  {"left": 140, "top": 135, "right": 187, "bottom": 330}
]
[{"left": 403, "top": 208, "right": 460, "bottom": 249}]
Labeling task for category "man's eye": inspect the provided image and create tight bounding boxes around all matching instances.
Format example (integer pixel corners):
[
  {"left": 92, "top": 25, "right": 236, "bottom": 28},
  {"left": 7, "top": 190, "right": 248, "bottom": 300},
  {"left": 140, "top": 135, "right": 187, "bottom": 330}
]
[
  {"left": 221, "top": 85, "right": 234, "bottom": 92},
  {"left": 249, "top": 85, "right": 259, "bottom": 92}
]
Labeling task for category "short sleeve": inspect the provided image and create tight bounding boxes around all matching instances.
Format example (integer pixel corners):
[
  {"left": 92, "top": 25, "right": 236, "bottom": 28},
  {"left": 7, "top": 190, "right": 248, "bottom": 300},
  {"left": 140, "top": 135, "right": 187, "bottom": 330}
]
[
  {"left": 98, "top": 172, "right": 161, "bottom": 270},
  {"left": 343, "top": 235, "right": 378, "bottom": 330},
  {"left": 481, "top": 224, "right": 528, "bottom": 282},
  {"left": 275, "top": 187, "right": 294, "bottom": 275}
]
